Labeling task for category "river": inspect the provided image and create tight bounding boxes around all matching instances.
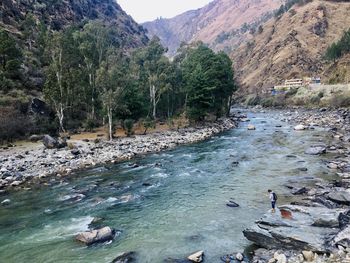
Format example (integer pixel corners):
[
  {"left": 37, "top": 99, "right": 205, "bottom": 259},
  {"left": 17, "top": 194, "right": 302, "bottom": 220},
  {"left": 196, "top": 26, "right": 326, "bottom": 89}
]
[{"left": 0, "top": 110, "right": 335, "bottom": 262}]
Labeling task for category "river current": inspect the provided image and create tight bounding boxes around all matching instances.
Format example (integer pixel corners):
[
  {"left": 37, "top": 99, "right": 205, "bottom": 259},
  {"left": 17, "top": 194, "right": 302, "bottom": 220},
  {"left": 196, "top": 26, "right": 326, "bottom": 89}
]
[{"left": 0, "top": 110, "right": 335, "bottom": 262}]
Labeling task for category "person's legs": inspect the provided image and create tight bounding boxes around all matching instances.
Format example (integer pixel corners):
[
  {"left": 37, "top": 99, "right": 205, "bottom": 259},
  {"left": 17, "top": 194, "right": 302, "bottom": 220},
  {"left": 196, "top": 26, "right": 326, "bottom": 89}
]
[{"left": 271, "top": 201, "right": 276, "bottom": 213}]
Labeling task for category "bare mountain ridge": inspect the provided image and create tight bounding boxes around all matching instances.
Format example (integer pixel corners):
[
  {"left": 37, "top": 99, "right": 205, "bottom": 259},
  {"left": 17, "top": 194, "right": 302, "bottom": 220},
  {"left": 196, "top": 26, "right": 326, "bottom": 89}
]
[
  {"left": 231, "top": 0, "right": 350, "bottom": 91},
  {"left": 143, "top": 0, "right": 284, "bottom": 55}
]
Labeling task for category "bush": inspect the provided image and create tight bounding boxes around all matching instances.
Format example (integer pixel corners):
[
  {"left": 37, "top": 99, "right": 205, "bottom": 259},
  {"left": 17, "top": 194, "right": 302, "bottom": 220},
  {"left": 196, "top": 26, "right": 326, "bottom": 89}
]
[
  {"left": 261, "top": 97, "right": 275, "bottom": 107},
  {"left": 142, "top": 117, "right": 156, "bottom": 134},
  {"left": 83, "top": 118, "right": 99, "bottom": 132},
  {"left": 123, "top": 119, "right": 134, "bottom": 137},
  {"left": 245, "top": 94, "right": 261, "bottom": 106},
  {"left": 0, "top": 106, "right": 31, "bottom": 144},
  {"left": 330, "top": 93, "right": 350, "bottom": 108}
]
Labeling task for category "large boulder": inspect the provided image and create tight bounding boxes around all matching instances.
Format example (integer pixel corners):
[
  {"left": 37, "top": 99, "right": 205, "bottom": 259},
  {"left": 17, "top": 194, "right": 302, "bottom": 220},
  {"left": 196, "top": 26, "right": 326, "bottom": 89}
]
[
  {"left": 42, "top": 135, "right": 67, "bottom": 149},
  {"left": 328, "top": 191, "right": 350, "bottom": 205},
  {"left": 43, "top": 135, "right": 58, "bottom": 149},
  {"left": 75, "top": 226, "right": 114, "bottom": 245},
  {"left": 243, "top": 205, "right": 344, "bottom": 252},
  {"left": 305, "top": 146, "right": 326, "bottom": 155}
]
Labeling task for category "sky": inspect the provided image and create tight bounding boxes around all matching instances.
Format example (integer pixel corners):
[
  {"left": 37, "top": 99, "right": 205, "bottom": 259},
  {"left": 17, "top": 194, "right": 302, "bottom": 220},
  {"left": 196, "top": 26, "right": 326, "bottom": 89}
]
[{"left": 117, "top": 0, "right": 213, "bottom": 23}]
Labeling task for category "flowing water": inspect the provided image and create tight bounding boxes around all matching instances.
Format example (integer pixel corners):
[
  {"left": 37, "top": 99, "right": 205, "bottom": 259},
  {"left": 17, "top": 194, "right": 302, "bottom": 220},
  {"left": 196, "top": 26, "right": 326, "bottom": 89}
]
[{"left": 0, "top": 110, "right": 336, "bottom": 263}]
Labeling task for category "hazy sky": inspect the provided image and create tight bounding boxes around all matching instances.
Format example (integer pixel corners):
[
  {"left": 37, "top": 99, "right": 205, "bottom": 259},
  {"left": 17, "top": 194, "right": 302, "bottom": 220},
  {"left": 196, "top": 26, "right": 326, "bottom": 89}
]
[{"left": 117, "top": 0, "right": 213, "bottom": 23}]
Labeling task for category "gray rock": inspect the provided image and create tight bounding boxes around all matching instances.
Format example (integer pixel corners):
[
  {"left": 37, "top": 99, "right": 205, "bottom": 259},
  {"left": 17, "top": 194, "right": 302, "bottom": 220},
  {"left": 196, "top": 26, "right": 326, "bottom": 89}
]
[
  {"left": 305, "top": 146, "right": 326, "bottom": 155},
  {"left": 328, "top": 191, "right": 350, "bottom": 205},
  {"left": 42, "top": 135, "right": 58, "bottom": 149},
  {"left": 111, "top": 251, "right": 136, "bottom": 263},
  {"left": 29, "top": 135, "right": 44, "bottom": 142},
  {"left": 292, "top": 187, "right": 309, "bottom": 195},
  {"left": 1, "top": 199, "right": 11, "bottom": 205},
  {"left": 75, "top": 226, "right": 114, "bottom": 245},
  {"left": 243, "top": 205, "right": 343, "bottom": 252},
  {"left": 236, "top": 252, "right": 244, "bottom": 261},
  {"left": 332, "top": 225, "right": 350, "bottom": 248}
]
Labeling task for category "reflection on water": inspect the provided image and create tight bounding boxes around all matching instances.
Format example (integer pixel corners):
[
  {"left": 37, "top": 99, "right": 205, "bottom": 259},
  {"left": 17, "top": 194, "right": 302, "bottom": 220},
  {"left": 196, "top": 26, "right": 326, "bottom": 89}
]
[{"left": 0, "top": 110, "right": 336, "bottom": 263}]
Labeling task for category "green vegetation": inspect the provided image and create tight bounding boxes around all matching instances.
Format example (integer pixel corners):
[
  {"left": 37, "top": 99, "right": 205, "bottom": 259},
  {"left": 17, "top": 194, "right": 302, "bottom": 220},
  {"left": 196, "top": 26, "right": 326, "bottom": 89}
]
[
  {"left": 274, "top": 0, "right": 312, "bottom": 18},
  {"left": 325, "top": 29, "right": 350, "bottom": 61},
  {"left": 0, "top": 20, "right": 236, "bottom": 142}
]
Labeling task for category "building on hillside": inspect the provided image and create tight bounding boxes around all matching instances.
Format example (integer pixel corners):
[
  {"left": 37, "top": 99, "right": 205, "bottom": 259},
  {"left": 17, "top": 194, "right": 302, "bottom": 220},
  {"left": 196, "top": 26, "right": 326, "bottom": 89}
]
[
  {"left": 273, "top": 78, "right": 303, "bottom": 92},
  {"left": 272, "top": 77, "right": 321, "bottom": 94},
  {"left": 304, "top": 77, "right": 321, "bottom": 85}
]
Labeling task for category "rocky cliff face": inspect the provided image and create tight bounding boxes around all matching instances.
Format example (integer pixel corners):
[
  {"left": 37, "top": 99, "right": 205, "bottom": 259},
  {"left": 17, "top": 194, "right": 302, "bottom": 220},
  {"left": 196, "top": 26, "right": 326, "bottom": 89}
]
[
  {"left": 231, "top": 0, "right": 350, "bottom": 90},
  {"left": 0, "top": 0, "right": 148, "bottom": 47},
  {"left": 142, "top": 0, "right": 283, "bottom": 55}
]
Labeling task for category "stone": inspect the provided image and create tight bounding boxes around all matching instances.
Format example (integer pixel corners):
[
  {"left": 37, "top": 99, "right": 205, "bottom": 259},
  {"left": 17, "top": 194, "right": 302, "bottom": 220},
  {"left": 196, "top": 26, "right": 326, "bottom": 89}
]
[
  {"left": 274, "top": 252, "right": 287, "bottom": 263},
  {"left": 302, "top": 251, "right": 314, "bottom": 262},
  {"left": 42, "top": 135, "right": 59, "bottom": 149},
  {"left": 111, "top": 251, "right": 136, "bottom": 263},
  {"left": 236, "top": 252, "right": 244, "bottom": 261},
  {"left": 71, "top": 149, "right": 80, "bottom": 156},
  {"left": 75, "top": 226, "right": 114, "bottom": 245},
  {"left": 29, "top": 134, "right": 43, "bottom": 142},
  {"left": 247, "top": 125, "right": 256, "bottom": 130},
  {"left": 294, "top": 125, "right": 306, "bottom": 131},
  {"left": 226, "top": 200, "right": 239, "bottom": 208},
  {"left": 327, "top": 163, "right": 339, "bottom": 169},
  {"left": 332, "top": 225, "right": 350, "bottom": 248},
  {"left": 328, "top": 191, "right": 350, "bottom": 205},
  {"left": 292, "top": 187, "right": 309, "bottom": 195},
  {"left": 243, "top": 205, "right": 343, "bottom": 252},
  {"left": 11, "top": 181, "right": 22, "bottom": 187},
  {"left": 339, "top": 212, "right": 350, "bottom": 229},
  {"left": 187, "top": 251, "right": 204, "bottom": 262},
  {"left": 305, "top": 146, "right": 326, "bottom": 155},
  {"left": 1, "top": 199, "right": 10, "bottom": 205}
]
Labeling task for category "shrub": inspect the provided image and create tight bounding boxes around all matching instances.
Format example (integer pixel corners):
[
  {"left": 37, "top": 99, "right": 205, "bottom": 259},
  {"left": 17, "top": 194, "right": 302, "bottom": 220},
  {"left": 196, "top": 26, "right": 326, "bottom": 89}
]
[
  {"left": 123, "top": 119, "right": 134, "bottom": 137},
  {"left": 83, "top": 118, "right": 99, "bottom": 132},
  {"left": 330, "top": 93, "right": 350, "bottom": 108},
  {"left": 245, "top": 94, "right": 261, "bottom": 106},
  {"left": 142, "top": 117, "right": 156, "bottom": 134},
  {"left": 0, "top": 106, "right": 31, "bottom": 144}
]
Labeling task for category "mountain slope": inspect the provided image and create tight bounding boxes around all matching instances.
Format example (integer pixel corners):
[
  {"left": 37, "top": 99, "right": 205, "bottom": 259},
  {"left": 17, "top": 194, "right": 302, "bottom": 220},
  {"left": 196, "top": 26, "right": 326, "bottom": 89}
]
[
  {"left": 0, "top": 0, "right": 148, "bottom": 47},
  {"left": 231, "top": 0, "right": 350, "bottom": 90},
  {"left": 142, "top": 0, "right": 283, "bottom": 54}
]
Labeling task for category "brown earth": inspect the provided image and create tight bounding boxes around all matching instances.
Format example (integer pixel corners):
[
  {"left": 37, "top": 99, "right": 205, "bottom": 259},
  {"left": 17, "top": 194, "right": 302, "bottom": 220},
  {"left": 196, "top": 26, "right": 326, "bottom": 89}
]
[
  {"left": 231, "top": 0, "right": 350, "bottom": 91},
  {"left": 142, "top": 0, "right": 283, "bottom": 55}
]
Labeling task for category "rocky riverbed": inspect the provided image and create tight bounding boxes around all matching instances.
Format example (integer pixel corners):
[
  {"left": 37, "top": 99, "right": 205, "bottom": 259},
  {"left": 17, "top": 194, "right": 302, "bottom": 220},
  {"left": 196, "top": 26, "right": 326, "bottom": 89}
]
[
  {"left": 242, "top": 107, "right": 350, "bottom": 263},
  {"left": 0, "top": 118, "right": 238, "bottom": 191}
]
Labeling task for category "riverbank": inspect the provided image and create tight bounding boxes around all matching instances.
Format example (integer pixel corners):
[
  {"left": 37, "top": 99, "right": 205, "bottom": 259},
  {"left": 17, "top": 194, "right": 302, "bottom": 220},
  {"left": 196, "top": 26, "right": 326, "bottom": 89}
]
[
  {"left": 243, "top": 107, "right": 350, "bottom": 263},
  {"left": 0, "top": 117, "right": 238, "bottom": 192}
]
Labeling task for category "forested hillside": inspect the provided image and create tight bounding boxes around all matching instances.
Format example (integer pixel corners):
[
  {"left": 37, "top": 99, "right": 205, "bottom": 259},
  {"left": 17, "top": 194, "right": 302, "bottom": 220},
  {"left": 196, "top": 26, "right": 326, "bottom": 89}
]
[{"left": 0, "top": 1, "right": 236, "bottom": 143}]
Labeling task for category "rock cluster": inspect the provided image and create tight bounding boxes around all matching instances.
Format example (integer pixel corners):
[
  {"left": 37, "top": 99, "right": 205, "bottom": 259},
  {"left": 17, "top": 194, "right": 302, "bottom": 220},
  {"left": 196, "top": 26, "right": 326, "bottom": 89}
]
[
  {"left": 246, "top": 107, "right": 350, "bottom": 263},
  {"left": 0, "top": 118, "right": 237, "bottom": 190}
]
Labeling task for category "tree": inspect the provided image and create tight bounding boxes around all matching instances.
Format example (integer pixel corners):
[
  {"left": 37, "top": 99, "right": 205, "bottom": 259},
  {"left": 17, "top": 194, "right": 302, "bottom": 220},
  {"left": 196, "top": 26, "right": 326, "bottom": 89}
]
[
  {"left": 0, "top": 30, "right": 22, "bottom": 91},
  {"left": 75, "top": 21, "right": 116, "bottom": 120},
  {"left": 44, "top": 31, "right": 67, "bottom": 132},
  {"left": 136, "top": 36, "right": 167, "bottom": 119},
  {"left": 96, "top": 52, "right": 126, "bottom": 141},
  {"left": 181, "top": 44, "right": 236, "bottom": 121}
]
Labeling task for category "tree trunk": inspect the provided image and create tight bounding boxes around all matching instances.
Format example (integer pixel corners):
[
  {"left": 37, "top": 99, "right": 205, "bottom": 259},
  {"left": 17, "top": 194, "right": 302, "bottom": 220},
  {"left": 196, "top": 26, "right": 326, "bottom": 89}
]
[
  {"left": 108, "top": 107, "right": 113, "bottom": 141},
  {"left": 57, "top": 103, "right": 65, "bottom": 133},
  {"left": 150, "top": 84, "right": 157, "bottom": 119},
  {"left": 227, "top": 96, "right": 232, "bottom": 117}
]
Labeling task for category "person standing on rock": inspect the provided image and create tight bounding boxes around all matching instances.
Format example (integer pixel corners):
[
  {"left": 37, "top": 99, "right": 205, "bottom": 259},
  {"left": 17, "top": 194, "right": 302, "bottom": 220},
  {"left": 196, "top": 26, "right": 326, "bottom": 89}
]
[{"left": 268, "top": 189, "right": 277, "bottom": 213}]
